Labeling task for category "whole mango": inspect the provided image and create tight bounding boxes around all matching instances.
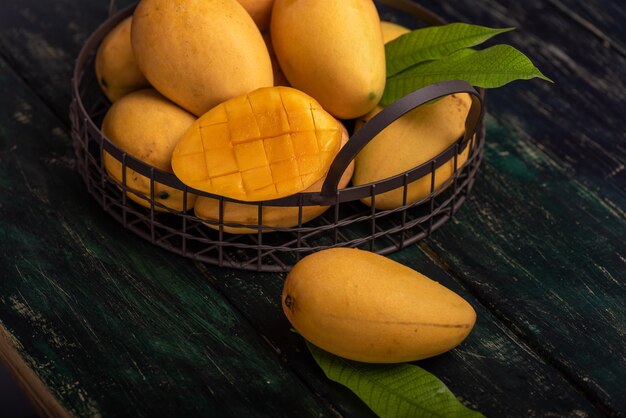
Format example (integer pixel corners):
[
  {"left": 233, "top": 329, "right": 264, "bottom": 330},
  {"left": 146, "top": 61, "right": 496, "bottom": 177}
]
[
  {"left": 95, "top": 16, "right": 149, "bottom": 102},
  {"left": 271, "top": 0, "right": 386, "bottom": 119},
  {"left": 131, "top": 0, "right": 273, "bottom": 116},
  {"left": 282, "top": 248, "right": 476, "bottom": 363},
  {"left": 102, "top": 89, "right": 197, "bottom": 212},
  {"left": 353, "top": 93, "right": 473, "bottom": 210},
  {"left": 262, "top": 33, "right": 290, "bottom": 87}
]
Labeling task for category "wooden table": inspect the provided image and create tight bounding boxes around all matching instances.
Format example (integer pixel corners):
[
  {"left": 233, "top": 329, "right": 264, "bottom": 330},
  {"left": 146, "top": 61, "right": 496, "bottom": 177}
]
[{"left": 1, "top": 0, "right": 624, "bottom": 416}]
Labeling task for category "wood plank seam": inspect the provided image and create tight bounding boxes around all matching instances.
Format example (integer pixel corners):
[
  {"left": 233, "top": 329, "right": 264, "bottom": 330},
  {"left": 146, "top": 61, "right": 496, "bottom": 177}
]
[
  {"left": 0, "top": 52, "right": 354, "bottom": 417},
  {"left": 195, "top": 262, "right": 348, "bottom": 418},
  {"left": 1, "top": 45, "right": 616, "bottom": 414},
  {"left": 1, "top": 4, "right": 620, "bottom": 414},
  {"left": 0, "top": 47, "right": 70, "bottom": 130},
  {"left": 417, "top": 241, "right": 614, "bottom": 417},
  {"left": 487, "top": 114, "right": 625, "bottom": 216},
  {"left": 545, "top": 0, "right": 626, "bottom": 57}
]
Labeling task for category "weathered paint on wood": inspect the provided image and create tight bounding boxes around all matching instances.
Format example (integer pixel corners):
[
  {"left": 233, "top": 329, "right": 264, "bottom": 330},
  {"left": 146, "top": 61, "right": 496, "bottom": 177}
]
[
  {"left": 0, "top": 0, "right": 109, "bottom": 120},
  {"left": 0, "top": 57, "right": 336, "bottom": 417},
  {"left": 0, "top": 0, "right": 624, "bottom": 417},
  {"left": 196, "top": 257, "right": 603, "bottom": 417},
  {"left": 377, "top": 1, "right": 626, "bottom": 414},
  {"left": 379, "top": 0, "right": 626, "bottom": 209},
  {"left": 380, "top": 1, "right": 626, "bottom": 414},
  {"left": 419, "top": 116, "right": 626, "bottom": 415},
  {"left": 543, "top": 0, "right": 626, "bottom": 53}
]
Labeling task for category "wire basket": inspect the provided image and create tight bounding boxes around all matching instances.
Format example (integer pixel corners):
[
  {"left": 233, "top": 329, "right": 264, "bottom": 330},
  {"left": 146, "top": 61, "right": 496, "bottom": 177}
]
[{"left": 70, "top": 0, "right": 486, "bottom": 272}]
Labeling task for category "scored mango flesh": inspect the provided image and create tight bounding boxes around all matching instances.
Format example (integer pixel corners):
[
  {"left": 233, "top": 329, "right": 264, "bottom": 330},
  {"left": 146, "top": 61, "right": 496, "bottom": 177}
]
[{"left": 172, "top": 86, "right": 343, "bottom": 201}]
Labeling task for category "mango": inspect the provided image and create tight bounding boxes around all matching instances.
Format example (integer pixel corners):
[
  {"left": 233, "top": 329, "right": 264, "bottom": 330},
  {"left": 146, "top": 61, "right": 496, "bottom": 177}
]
[
  {"left": 353, "top": 93, "right": 472, "bottom": 210},
  {"left": 172, "top": 86, "right": 344, "bottom": 202},
  {"left": 194, "top": 126, "right": 353, "bottom": 233},
  {"left": 262, "top": 32, "right": 290, "bottom": 87},
  {"left": 271, "top": 0, "right": 386, "bottom": 119},
  {"left": 282, "top": 248, "right": 476, "bottom": 363},
  {"left": 237, "top": 0, "right": 274, "bottom": 31},
  {"left": 380, "top": 20, "right": 410, "bottom": 44},
  {"left": 95, "top": 16, "right": 149, "bottom": 102},
  {"left": 131, "top": 0, "right": 273, "bottom": 116},
  {"left": 102, "top": 89, "right": 197, "bottom": 212}
]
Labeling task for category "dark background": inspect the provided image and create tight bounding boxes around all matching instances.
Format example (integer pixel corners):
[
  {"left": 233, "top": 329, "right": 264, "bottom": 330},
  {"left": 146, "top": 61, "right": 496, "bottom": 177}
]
[{"left": 0, "top": 363, "right": 37, "bottom": 418}]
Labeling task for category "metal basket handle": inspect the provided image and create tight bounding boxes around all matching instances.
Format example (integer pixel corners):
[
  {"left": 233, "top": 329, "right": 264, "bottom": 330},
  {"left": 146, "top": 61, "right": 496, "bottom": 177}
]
[
  {"left": 108, "top": 0, "right": 118, "bottom": 17},
  {"left": 319, "top": 80, "right": 484, "bottom": 198}
]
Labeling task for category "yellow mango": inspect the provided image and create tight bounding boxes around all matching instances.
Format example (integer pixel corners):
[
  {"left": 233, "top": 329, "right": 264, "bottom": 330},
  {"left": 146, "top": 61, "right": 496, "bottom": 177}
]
[
  {"left": 95, "top": 17, "right": 149, "bottom": 102},
  {"left": 172, "top": 86, "right": 344, "bottom": 202},
  {"left": 131, "top": 0, "right": 273, "bottom": 116},
  {"left": 353, "top": 93, "right": 472, "bottom": 210},
  {"left": 380, "top": 20, "right": 410, "bottom": 44},
  {"left": 102, "top": 89, "right": 197, "bottom": 212},
  {"left": 194, "top": 126, "right": 353, "bottom": 233},
  {"left": 282, "top": 248, "right": 476, "bottom": 363},
  {"left": 262, "top": 32, "right": 290, "bottom": 87},
  {"left": 237, "top": 0, "right": 274, "bottom": 31},
  {"left": 271, "top": 0, "right": 386, "bottom": 119}
]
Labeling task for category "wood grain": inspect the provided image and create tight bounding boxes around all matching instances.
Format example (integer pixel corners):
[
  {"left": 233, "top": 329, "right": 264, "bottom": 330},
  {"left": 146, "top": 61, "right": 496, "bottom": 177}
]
[
  {"left": 378, "top": 2, "right": 626, "bottom": 413},
  {"left": 0, "top": 0, "right": 109, "bottom": 120},
  {"left": 0, "top": 56, "right": 336, "bottom": 417},
  {"left": 196, "top": 256, "right": 603, "bottom": 417},
  {"left": 544, "top": 0, "right": 626, "bottom": 55},
  {"left": 0, "top": 0, "right": 624, "bottom": 417},
  {"left": 379, "top": 0, "right": 626, "bottom": 209},
  {"left": 419, "top": 115, "right": 626, "bottom": 415}
]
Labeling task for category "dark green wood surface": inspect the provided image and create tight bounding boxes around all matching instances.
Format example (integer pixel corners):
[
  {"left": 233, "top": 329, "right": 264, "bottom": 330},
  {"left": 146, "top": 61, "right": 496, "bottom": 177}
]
[
  {"left": 380, "top": 0, "right": 626, "bottom": 208},
  {"left": 0, "top": 0, "right": 624, "bottom": 417}
]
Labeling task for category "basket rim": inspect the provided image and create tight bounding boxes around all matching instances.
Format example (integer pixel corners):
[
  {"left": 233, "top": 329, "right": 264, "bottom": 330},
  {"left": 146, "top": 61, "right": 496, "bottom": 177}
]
[{"left": 69, "top": 0, "right": 488, "bottom": 272}]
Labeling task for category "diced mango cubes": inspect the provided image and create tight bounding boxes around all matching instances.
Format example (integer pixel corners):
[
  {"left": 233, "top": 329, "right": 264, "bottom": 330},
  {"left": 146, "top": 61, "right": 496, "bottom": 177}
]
[{"left": 171, "top": 86, "right": 343, "bottom": 201}]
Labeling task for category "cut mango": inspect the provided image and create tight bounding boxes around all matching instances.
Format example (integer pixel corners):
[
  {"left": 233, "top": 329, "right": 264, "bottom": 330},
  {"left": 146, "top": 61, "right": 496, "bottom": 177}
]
[
  {"left": 194, "top": 124, "right": 354, "bottom": 234},
  {"left": 172, "top": 86, "right": 343, "bottom": 201}
]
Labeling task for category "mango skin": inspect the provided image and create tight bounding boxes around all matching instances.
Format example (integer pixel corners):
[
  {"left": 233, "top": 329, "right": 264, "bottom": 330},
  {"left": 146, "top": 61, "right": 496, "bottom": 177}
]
[
  {"left": 95, "top": 17, "right": 149, "bottom": 102},
  {"left": 271, "top": 0, "right": 386, "bottom": 119},
  {"left": 237, "top": 0, "right": 274, "bottom": 31},
  {"left": 380, "top": 20, "right": 410, "bottom": 44},
  {"left": 131, "top": 0, "right": 273, "bottom": 116},
  {"left": 282, "top": 248, "right": 476, "bottom": 363},
  {"left": 353, "top": 93, "right": 472, "bottom": 210},
  {"left": 102, "top": 89, "right": 197, "bottom": 212},
  {"left": 262, "top": 32, "right": 290, "bottom": 87},
  {"left": 194, "top": 127, "right": 353, "bottom": 234}
]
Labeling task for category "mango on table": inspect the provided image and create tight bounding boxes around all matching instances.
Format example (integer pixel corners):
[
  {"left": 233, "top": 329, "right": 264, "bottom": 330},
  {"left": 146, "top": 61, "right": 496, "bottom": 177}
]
[
  {"left": 131, "top": 0, "right": 273, "bottom": 116},
  {"left": 282, "top": 248, "right": 476, "bottom": 363}
]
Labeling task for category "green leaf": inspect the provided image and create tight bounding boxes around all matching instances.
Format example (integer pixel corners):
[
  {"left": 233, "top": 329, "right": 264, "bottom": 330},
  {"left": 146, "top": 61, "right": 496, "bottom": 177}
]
[
  {"left": 386, "top": 23, "right": 515, "bottom": 76},
  {"left": 381, "top": 45, "right": 553, "bottom": 105},
  {"left": 308, "top": 342, "right": 484, "bottom": 418}
]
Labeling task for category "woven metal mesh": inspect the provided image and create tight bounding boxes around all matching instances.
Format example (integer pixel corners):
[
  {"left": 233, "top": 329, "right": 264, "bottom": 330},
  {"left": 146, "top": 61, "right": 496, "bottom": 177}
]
[{"left": 70, "top": 2, "right": 486, "bottom": 272}]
